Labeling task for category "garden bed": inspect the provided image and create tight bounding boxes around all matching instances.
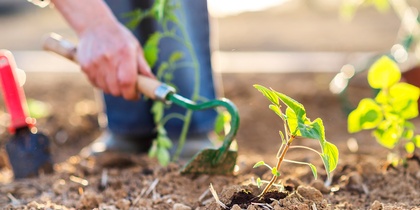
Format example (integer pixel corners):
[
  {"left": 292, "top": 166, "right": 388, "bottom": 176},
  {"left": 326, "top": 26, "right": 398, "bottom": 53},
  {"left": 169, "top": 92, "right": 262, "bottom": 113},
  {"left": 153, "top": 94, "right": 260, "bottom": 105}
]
[{"left": 0, "top": 72, "right": 419, "bottom": 209}]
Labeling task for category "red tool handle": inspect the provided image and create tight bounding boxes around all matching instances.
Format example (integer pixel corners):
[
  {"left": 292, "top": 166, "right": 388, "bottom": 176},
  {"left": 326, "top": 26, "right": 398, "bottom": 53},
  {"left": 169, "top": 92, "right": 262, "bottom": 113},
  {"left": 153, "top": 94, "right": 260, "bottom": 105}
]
[{"left": 0, "top": 50, "right": 33, "bottom": 133}]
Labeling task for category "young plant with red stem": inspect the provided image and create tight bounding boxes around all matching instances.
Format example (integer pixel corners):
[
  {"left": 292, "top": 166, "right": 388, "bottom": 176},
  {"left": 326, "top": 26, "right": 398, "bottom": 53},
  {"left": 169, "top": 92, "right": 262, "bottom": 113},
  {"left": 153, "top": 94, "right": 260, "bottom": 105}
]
[{"left": 253, "top": 85, "right": 339, "bottom": 197}]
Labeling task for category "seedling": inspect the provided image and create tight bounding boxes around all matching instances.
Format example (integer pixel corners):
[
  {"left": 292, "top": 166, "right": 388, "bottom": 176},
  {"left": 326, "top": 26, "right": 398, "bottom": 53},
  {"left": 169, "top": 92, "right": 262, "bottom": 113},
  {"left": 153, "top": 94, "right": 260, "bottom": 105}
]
[
  {"left": 125, "top": 0, "right": 225, "bottom": 165},
  {"left": 348, "top": 56, "right": 420, "bottom": 165},
  {"left": 253, "top": 85, "right": 339, "bottom": 197}
]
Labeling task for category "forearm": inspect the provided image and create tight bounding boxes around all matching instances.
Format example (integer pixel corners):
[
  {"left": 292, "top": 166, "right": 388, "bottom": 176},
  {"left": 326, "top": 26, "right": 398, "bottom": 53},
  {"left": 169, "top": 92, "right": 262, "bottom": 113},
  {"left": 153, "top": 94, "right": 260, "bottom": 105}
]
[{"left": 51, "top": 0, "right": 118, "bottom": 35}]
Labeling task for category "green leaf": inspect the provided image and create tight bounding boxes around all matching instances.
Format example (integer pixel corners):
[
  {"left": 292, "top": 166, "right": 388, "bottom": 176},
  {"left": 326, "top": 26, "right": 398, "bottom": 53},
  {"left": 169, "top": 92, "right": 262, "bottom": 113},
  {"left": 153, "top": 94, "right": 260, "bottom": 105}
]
[
  {"left": 405, "top": 142, "right": 415, "bottom": 154},
  {"left": 348, "top": 98, "right": 383, "bottom": 133},
  {"left": 253, "top": 161, "right": 265, "bottom": 168},
  {"left": 143, "top": 32, "right": 161, "bottom": 68},
  {"left": 286, "top": 107, "right": 299, "bottom": 135},
  {"left": 388, "top": 83, "right": 419, "bottom": 119},
  {"left": 298, "top": 118, "right": 326, "bottom": 142},
  {"left": 157, "top": 125, "right": 167, "bottom": 135},
  {"left": 214, "top": 112, "right": 225, "bottom": 134},
  {"left": 123, "top": 9, "right": 146, "bottom": 30},
  {"left": 373, "top": 121, "right": 401, "bottom": 149},
  {"left": 275, "top": 92, "right": 306, "bottom": 120},
  {"left": 271, "top": 167, "right": 280, "bottom": 177},
  {"left": 157, "top": 147, "right": 170, "bottom": 166},
  {"left": 157, "top": 135, "right": 173, "bottom": 149},
  {"left": 148, "top": 140, "right": 158, "bottom": 157},
  {"left": 256, "top": 177, "right": 262, "bottom": 188},
  {"left": 308, "top": 164, "right": 318, "bottom": 180},
  {"left": 151, "top": 102, "right": 164, "bottom": 123},
  {"left": 169, "top": 51, "right": 183, "bottom": 64},
  {"left": 279, "top": 131, "right": 286, "bottom": 144},
  {"left": 367, "top": 56, "right": 401, "bottom": 89},
  {"left": 269, "top": 104, "right": 284, "bottom": 120},
  {"left": 321, "top": 141, "right": 339, "bottom": 175},
  {"left": 164, "top": 73, "right": 173, "bottom": 83},
  {"left": 156, "top": 62, "right": 169, "bottom": 80},
  {"left": 27, "top": 99, "right": 50, "bottom": 119},
  {"left": 414, "top": 135, "right": 420, "bottom": 148},
  {"left": 254, "top": 85, "right": 279, "bottom": 106},
  {"left": 402, "top": 128, "right": 414, "bottom": 140},
  {"left": 152, "top": 0, "right": 166, "bottom": 21}
]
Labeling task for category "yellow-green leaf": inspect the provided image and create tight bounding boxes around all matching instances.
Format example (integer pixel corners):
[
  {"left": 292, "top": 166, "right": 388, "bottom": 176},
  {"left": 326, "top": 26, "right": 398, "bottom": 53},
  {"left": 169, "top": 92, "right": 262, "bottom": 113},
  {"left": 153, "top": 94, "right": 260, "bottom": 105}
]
[
  {"left": 368, "top": 56, "right": 401, "bottom": 89},
  {"left": 269, "top": 104, "right": 284, "bottom": 120},
  {"left": 169, "top": 51, "right": 183, "bottom": 64},
  {"left": 144, "top": 32, "right": 161, "bottom": 68},
  {"left": 271, "top": 167, "right": 280, "bottom": 177},
  {"left": 321, "top": 141, "right": 339, "bottom": 174},
  {"left": 405, "top": 142, "right": 415, "bottom": 154},
  {"left": 373, "top": 122, "right": 400, "bottom": 149},
  {"left": 414, "top": 135, "right": 420, "bottom": 148},
  {"left": 348, "top": 98, "right": 383, "bottom": 133},
  {"left": 256, "top": 177, "right": 262, "bottom": 188},
  {"left": 309, "top": 164, "right": 318, "bottom": 180},
  {"left": 254, "top": 85, "right": 279, "bottom": 106},
  {"left": 157, "top": 135, "right": 173, "bottom": 149},
  {"left": 389, "top": 83, "right": 420, "bottom": 119},
  {"left": 253, "top": 161, "right": 265, "bottom": 168},
  {"left": 157, "top": 147, "right": 170, "bottom": 166}
]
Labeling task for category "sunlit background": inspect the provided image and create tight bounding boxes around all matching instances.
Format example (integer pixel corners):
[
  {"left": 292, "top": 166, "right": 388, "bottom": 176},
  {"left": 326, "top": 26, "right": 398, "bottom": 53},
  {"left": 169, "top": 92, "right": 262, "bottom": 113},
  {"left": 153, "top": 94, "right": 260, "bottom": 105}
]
[{"left": 0, "top": 0, "right": 408, "bottom": 74}]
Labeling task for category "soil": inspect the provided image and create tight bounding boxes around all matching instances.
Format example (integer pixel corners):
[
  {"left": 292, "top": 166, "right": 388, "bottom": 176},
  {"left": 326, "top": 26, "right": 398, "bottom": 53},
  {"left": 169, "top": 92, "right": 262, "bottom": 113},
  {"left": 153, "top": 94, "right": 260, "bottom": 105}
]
[
  {"left": 0, "top": 71, "right": 419, "bottom": 210},
  {"left": 1, "top": 1, "right": 420, "bottom": 209}
]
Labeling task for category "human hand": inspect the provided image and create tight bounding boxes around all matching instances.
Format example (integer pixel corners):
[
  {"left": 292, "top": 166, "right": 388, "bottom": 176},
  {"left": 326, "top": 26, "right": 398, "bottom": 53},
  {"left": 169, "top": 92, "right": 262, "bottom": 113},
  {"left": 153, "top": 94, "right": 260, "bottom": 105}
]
[
  {"left": 51, "top": 0, "right": 154, "bottom": 100},
  {"left": 77, "top": 20, "right": 154, "bottom": 100}
]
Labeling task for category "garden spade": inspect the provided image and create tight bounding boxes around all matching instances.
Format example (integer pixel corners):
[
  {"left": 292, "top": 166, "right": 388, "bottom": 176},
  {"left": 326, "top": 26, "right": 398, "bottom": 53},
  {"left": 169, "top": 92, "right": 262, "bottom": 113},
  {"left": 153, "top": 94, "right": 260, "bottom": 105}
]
[
  {"left": 43, "top": 33, "right": 239, "bottom": 175},
  {"left": 0, "top": 50, "right": 53, "bottom": 179}
]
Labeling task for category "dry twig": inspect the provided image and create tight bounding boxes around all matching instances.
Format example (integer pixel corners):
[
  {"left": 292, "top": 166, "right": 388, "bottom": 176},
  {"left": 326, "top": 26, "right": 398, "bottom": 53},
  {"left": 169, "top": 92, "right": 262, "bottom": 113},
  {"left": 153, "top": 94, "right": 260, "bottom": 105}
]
[{"left": 209, "top": 183, "right": 227, "bottom": 209}]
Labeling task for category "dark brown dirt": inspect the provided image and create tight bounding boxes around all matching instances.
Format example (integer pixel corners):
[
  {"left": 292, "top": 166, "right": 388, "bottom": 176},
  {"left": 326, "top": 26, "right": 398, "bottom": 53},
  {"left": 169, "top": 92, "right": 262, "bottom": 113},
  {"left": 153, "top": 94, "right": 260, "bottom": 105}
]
[{"left": 0, "top": 71, "right": 419, "bottom": 209}]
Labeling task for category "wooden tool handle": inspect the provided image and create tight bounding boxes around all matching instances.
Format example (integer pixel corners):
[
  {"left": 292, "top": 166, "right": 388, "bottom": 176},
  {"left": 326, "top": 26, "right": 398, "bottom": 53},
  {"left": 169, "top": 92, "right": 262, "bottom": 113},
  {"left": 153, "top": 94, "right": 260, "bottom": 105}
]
[{"left": 43, "top": 33, "right": 162, "bottom": 100}]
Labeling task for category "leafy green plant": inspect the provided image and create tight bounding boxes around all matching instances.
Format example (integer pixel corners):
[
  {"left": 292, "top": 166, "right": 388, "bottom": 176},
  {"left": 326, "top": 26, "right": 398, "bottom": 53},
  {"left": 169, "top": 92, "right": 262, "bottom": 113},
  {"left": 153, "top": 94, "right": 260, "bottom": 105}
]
[
  {"left": 348, "top": 56, "right": 420, "bottom": 164},
  {"left": 253, "top": 85, "right": 339, "bottom": 197},
  {"left": 125, "top": 0, "right": 223, "bottom": 165}
]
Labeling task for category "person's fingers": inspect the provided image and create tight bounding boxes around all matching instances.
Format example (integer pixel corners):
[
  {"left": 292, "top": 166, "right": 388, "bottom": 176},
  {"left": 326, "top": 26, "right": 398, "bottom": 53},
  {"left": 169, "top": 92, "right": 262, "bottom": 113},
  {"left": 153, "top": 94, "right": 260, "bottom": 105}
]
[
  {"left": 95, "top": 52, "right": 121, "bottom": 96},
  {"left": 117, "top": 49, "right": 139, "bottom": 100},
  {"left": 105, "top": 72, "right": 120, "bottom": 96}
]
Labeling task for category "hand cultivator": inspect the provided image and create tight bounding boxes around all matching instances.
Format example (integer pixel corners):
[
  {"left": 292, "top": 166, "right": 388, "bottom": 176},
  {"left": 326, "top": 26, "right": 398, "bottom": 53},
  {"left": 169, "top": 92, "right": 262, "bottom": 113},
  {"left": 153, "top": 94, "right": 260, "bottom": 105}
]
[{"left": 43, "top": 33, "right": 240, "bottom": 175}]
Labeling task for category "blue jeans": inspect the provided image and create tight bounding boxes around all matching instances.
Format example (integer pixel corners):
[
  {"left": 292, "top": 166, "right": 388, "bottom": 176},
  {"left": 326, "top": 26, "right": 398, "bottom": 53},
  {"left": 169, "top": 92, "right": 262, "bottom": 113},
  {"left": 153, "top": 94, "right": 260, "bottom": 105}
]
[{"left": 103, "top": 0, "right": 217, "bottom": 138}]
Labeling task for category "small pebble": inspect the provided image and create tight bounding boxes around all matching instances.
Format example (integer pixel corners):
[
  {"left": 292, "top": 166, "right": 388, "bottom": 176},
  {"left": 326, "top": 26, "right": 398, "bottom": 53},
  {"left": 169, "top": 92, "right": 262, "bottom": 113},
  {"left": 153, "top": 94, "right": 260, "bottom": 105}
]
[
  {"left": 297, "top": 186, "right": 323, "bottom": 203},
  {"left": 310, "top": 179, "right": 330, "bottom": 194},
  {"left": 230, "top": 204, "right": 241, "bottom": 210},
  {"left": 370, "top": 200, "right": 383, "bottom": 210},
  {"left": 173, "top": 203, "right": 191, "bottom": 210},
  {"left": 116, "top": 198, "right": 131, "bottom": 210}
]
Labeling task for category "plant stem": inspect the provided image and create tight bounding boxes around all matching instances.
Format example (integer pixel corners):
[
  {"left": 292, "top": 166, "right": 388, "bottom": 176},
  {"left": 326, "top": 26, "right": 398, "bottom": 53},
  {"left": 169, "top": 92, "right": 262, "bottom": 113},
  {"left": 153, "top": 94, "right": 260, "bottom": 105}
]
[
  {"left": 289, "top": 145, "right": 321, "bottom": 156},
  {"left": 171, "top": 3, "right": 201, "bottom": 161},
  {"left": 160, "top": 113, "right": 185, "bottom": 126},
  {"left": 259, "top": 135, "right": 295, "bottom": 197}
]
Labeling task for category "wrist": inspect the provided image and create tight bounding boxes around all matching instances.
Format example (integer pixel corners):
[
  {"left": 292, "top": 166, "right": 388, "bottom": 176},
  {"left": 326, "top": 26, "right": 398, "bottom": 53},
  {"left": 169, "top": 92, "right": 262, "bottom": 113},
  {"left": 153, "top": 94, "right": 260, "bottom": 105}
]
[{"left": 51, "top": 0, "right": 119, "bottom": 36}]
